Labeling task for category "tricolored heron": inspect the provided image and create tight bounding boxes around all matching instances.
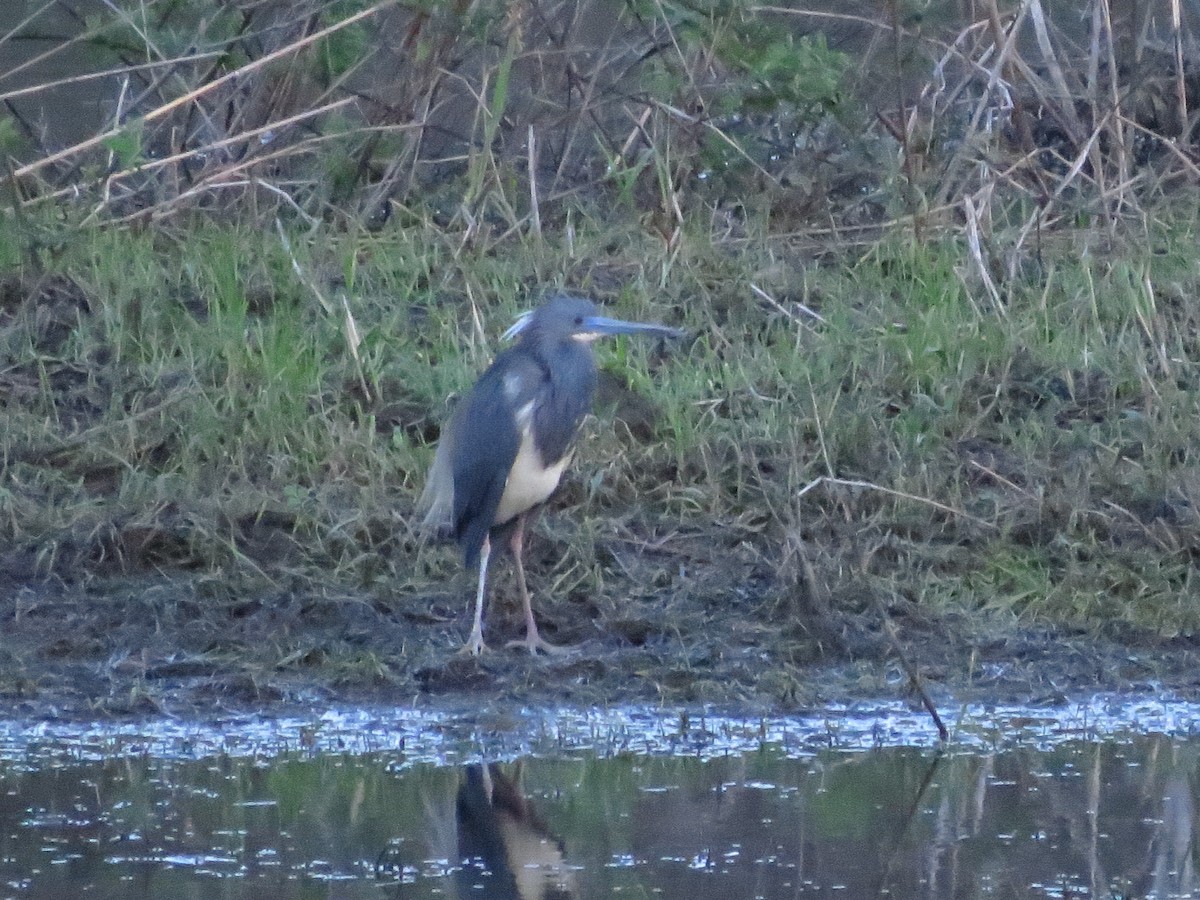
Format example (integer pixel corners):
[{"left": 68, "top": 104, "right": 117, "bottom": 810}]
[{"left": 420, "top": 295, "right": 683, "bottom": 655}]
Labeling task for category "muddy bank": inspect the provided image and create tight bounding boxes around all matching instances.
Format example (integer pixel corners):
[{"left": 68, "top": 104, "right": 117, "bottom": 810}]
[
  {"left": 4, "top": 247, "right": 1200, "bottom": 720},
  {"left": 2, "top": 562, "right": 1199, "bottom": 721}
]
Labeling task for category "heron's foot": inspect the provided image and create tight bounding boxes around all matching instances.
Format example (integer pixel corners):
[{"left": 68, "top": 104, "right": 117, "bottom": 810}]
[
  {"left": 456, "top": 632, "right": 489, "bottom": 656},
  {"left": 506, "top": 631, "right": 571, "bottom": 656}
]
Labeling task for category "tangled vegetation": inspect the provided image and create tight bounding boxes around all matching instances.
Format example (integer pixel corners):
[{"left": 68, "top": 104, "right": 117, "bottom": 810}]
[{"left": 2, "top": 0, "right": 1200, "bottom": 715}]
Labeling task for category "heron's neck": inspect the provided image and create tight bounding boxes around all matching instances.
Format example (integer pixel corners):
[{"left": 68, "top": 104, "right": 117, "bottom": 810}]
[{"left": 526, "top": 338, "right": 597, "bottom": 464}]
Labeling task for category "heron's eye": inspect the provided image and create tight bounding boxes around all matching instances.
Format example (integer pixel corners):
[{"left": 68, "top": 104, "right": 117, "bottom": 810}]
[{"left": 573, "top": 315, "right": 584, "bottom": 326}]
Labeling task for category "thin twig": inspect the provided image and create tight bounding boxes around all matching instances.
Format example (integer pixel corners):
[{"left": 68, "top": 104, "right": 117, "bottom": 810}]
[
  {"left": 527, "top": 124, "right": 541, "bottom": 239},
  {"left": 8, "top": 1, "right": 392, "bottom": 184},
  {"left": 796, "top": 476, "right": 998, "bottom": 531},
  {"left": 750, "top": 283, "right": 826, "bottom": 325},
  {"left": 0, "top": 52, "right": 224, "bottom": 104},
  {"left": 881, "top": 611, "right": 948, "bottom": 742}
]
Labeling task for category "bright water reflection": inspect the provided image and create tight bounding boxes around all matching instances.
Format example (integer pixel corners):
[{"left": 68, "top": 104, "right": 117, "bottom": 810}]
[{"left": 0, "top": 708, "right": 1197, "bottom": 899}]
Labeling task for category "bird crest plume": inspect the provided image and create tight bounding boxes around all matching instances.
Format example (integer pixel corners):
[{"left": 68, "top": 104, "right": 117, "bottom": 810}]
[{"left": 502, "top": 309, "right": 534, "bottom": 341}]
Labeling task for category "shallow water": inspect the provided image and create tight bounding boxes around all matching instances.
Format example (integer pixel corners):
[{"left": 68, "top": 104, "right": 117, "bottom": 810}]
[{"left": 1, "top": 697, "right": 1199, "bottom": 899}]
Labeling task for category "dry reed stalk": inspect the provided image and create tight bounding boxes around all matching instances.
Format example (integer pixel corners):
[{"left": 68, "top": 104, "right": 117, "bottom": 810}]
[
  {"left": 962, "top": 193, "right": 1003, "bottom": 314},
  {"left": 1171, "top": 0, "right": 1188, "bottom": 138},
  {"left": 7, "top": 1, "right": 392, "bottom": 187},
  {"left": 761, "top": 0, "right": 1003, "bottom": 92},
  {"left": 546, "top": 11, "right": 616, "bottom": 198},
  {"left": 1130, "top": 266, "right": 1171, "bottom": 380},
  {"left": 67, "top": 96, "right": 358, "bottom": 217},
  {"left": 749, "top": 283, "right": 826, "bottom": 326},
  {"left": 527, "top": 124, "right": 541, "bottom": 239},
  {"left": 253, "top": 179, "right": 320, "bottom": 226},
  {"left": 1086, "top": 2, "right": 1101, "bottom": 112},
  {"left": 615, "top": 105, "right": 653, "bottom": 168},
  {"left": 0, "top": 53, "right": 225, "bottom": 105},
  {"left": 1027, "top": 0, "right": 1082, "bottom": 140},
  {"left": 886, "top": 0, "right": 917, "bottom": 239},
  {"left": 1098, "top": 0, "right": 1130, "bottom": 203},
  {"left": 796, "top": 476, "right": 997, "bottom": 531},
  {"left": 1027, "top": 0, "right": 1116, "bottom": 219},
  {"left": 650, "top": 0, "right": 706, "bottom": 107},
  {"left": 356, "top": 84, "right": 435, "bottom": 219},
  {"left": 761, "top": 207, "right": 957, "bottom": 247},
  {"left": 0, "top": 11, "right": 95, "bottom": 86},
  {"left": 649, "top": 99, "right": 775, "bottom": 183},
  {"left": 933, "top": 0, "right": 1027, "bottom": 210},
  {"left": 33, "top": 121, "right": 419, "bottom": 218},
  {"left": 1121, "top": 115, "right": 1200, "bottom": 179},
  {"left": 1007, "top": 114, "right": 1108, "bottom": 281},
  {"left": 0, "top": 1, "right": 57, "bottom": 51},
  {"left": 907, "top": 18, "right": 989, "bottom": 150}
]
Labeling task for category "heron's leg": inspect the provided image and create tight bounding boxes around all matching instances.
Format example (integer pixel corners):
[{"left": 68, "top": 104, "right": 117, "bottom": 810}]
[
  {"left": 459, "top": 535, "right": 490, "bottom": 655},
  {"left": 505, "top": 511, "right": 568, "bottom": 655}
]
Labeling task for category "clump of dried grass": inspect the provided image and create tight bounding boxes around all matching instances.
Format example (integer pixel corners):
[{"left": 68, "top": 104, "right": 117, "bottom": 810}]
[{"left": 1, "top": 1, "right": 1195, "bottom": 247}]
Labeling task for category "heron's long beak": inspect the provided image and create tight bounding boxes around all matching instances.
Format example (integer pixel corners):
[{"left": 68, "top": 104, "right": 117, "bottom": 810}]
[{"left": 580, "top": 315, "right": 685, "bottom": 341}]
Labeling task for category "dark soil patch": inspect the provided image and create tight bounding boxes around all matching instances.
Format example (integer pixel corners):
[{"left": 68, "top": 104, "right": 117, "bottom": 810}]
[{"left": 1, "top": 558, "right": 1198, "bottom": 721}]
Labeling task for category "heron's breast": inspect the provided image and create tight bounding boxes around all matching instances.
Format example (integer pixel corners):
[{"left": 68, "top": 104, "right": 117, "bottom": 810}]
[
  {"left": 493, "top": 400, "right": 572, "bottom": 526},
  {"left": 494, "top": 425, "right": 572, "bottom": 526}
]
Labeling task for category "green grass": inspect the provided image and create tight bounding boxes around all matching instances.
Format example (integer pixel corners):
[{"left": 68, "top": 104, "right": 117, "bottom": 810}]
[
  {"left": 4, "top": 191, "right": 1200, "bottom": 685},
  {"left": 6, "top": 0, "right": 1200, "bottom": 713}
]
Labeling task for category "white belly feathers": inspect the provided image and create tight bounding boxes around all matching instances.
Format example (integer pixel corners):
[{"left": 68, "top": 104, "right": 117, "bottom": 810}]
[{"left": 492, "top": 399, "right": 572, "bottom": 526}]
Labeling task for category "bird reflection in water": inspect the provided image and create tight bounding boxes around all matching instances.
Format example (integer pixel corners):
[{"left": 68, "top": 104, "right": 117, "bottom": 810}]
[
  {"left": 455, "top": 762, "right": 576, "bottom": 900},
  {"left": 377, "top": 762, "right": 574, "bottom": 898}
]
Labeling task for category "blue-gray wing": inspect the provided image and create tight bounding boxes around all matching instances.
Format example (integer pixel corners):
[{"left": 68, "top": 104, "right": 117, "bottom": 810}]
[{"left": 448, "top": 349, "right": 547, "bottom": 568}]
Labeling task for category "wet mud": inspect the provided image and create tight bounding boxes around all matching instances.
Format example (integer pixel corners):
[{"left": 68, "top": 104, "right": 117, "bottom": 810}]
[{"left": 2, "top": 561, "right": 1199, "bottom": 721}]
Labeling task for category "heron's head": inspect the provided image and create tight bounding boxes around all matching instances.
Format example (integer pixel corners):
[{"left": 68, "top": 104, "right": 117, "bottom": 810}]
[{"left": 504, "top": 295, "right": 683, "bottom": 345}]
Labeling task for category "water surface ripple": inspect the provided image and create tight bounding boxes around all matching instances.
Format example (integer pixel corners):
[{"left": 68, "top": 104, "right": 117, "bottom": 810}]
[{"left": 1, "top": 694, "right": 1199, "bottom": 899}]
